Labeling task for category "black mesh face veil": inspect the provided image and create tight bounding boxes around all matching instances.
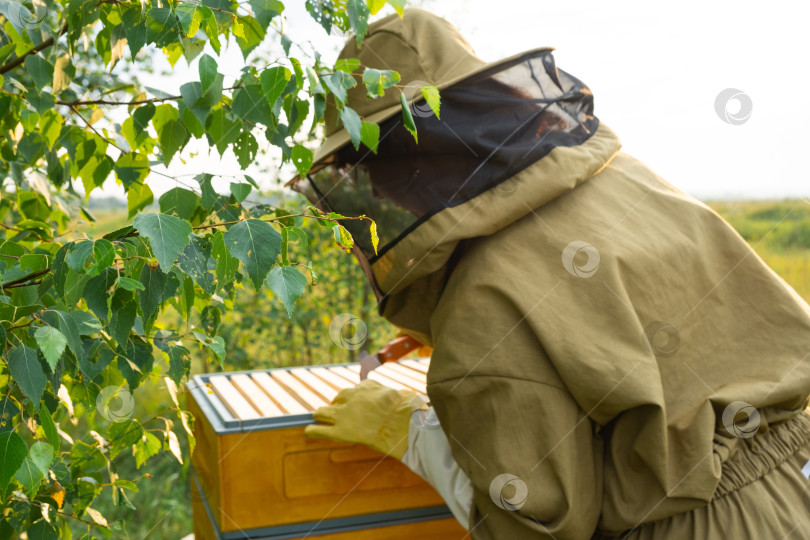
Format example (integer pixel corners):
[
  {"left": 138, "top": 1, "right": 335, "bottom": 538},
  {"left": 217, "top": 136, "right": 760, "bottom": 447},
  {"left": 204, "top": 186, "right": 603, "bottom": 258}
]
[{"left": 293, "top": 49, "right": 599, "bottom": 265}]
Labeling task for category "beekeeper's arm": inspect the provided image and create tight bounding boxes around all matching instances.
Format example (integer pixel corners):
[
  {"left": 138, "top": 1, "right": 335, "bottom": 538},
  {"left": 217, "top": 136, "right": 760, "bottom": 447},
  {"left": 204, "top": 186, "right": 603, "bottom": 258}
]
[
  {"left": 425, "top": 276, "right": 604, "bottom": 539},
  {"left": 401, "top": 407, "right": 474, "bottom": 528}
]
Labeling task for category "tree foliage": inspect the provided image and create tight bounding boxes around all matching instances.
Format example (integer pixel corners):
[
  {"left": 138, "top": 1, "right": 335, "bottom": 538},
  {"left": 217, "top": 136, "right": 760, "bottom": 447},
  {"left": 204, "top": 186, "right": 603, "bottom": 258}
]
[{"left": 0, "top": 0, "right": 435, "bottom": 535}]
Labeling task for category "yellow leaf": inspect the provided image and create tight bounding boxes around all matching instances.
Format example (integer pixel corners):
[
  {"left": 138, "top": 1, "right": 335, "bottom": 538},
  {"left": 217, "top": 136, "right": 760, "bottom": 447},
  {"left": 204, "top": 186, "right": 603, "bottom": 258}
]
[
  {"left": 57, "top": 385, "right": 76, "bottom": 424},
  {"left": 369, "top": 220, "right": 379, "bottom": 254},
  {"left": 167, "top": 431, "right": 183, "bottom": 464},
  {"left": 367, "top": 0, "right": 385, "bottom": 14},
  {"left": 52, "top": 55, "right": 71, "bottom": 94},
  {"left": 164, "top": 376, "right": 179, "bottom": 407},
  {"left": 179, "top": 410, "right": 194, "bottom": 438},
  {"left": 50, "top": 484, "right": 66, "bottom": 509},
  {"left": 232, "top": 17, "right": 245, "bottom": 39},
  {"left": 85, "top": 507, "right": 108, "bottom": 527},
  {"left": 89, "top": 108, "right": 104, "bottom": 125},
  {"left": 56, "top": 425, "right": 74, "bottom": 445}
]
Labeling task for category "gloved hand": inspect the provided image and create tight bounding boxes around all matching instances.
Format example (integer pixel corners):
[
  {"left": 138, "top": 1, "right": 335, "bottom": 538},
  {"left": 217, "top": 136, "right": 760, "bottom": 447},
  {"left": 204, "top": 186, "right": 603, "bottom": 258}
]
[{"left": 304, "top": 379, "right": 429, "bottom": 460}]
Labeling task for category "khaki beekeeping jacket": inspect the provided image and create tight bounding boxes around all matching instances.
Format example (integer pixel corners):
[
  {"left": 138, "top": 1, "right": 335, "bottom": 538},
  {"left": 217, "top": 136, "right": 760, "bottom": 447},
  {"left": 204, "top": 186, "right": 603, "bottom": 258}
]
[{"left": 370, "top": 121, "right": 810, "bottom": 538}]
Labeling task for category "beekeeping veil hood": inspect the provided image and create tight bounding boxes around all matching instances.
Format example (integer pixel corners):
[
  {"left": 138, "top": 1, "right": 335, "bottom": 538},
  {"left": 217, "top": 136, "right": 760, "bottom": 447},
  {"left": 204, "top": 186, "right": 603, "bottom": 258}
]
[{"left": 291, "top": 7, "right": 607, "bottom": 340}]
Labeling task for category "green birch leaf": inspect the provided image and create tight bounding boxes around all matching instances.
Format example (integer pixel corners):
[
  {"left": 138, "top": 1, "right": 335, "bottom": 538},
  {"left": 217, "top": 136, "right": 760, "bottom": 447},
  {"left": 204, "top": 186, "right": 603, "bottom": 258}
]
[
  {"left": 156, "top": 341, "right": 191, "bottom": 385},
  {"left": 127, "top": 182, "right": 154, "bottom": 219},
  {"left": 14, "top": 441, "right": 53, "bottom": 496},
  {"left": 26, "top": 520, "right": 58, "bottom": 540},
  {"left": 233, "top": 130, "right": 258, "bottom": 169},
  {"left": 223, "top": 219, "right": 281, "bottom": 288},
  {"left": 109, "top": 289, "right": 137, "bottom": 345},
  {"left": 211, "top": 231, "right": 239, "bottom": 291},
  {"left": 290, "top": 145, "right": 313, "bottom": 177},
  {"left": 180, "top": 76, "right": 223, "bottom": 126},
  {"left": 249, "top": 0, "right": 283, "bottom": 27},
  {"left": 420, "top": 85, "right": 441, "bottom": 119},
  {"left": 323, "top": 71, "right": 356, "bottom": 105},
  {"left": 205, "top": 108, "right": 241, "bottom": 155},
  {"left": 41, "top": 311, "right": 83, "bottom": 360},
  {"left": 362, "top": 68, "right": 399, "bottom": 98},
  {"left": 38, "top": 407, "right": 59, "bottom": 450},
  {"left": 231, "top": 81, "right": 274, "bottom": 126},
  {"left": 71, "top": 311, "right": 102, "bottom": 335},
  {"left": 134, "top": 431, "right": 161, "bottom": 469},
  {"left": 260, "top": 66, "right": 291, "bottom": 106},
  {"left": 158, "top": 119, "right": 189, "bottom": 166},
  {"left": 229, "top": 182, "right": 252, "bottom": 203},
  {"left": 400, "top": 91, "right": 417, "bottom": 143},
  {"left": 0, "top": 398, "right": 18, "bottom": 433},
  {"left": 233, "top": 15, "right": 265, "bottom": 59},
  {"left": 34, "top": 327, "right": 67, "bottom": 372},
  {"left": 346, "top": 0, "right": 369, "bottom": 45},
  {"left": 116, "top": 277, "right": 145, "bottom": 291},
  {"left": 0, "top": 431, "right": 27, "bottom": 496},
  {"left": 8, "top": 346, "right": 47, "bottom": 410},
  {"left": 339, "top": 107, "right": 362, "bottom": 150},
  {"left": 175, "top": 3, "right": 203, "bottom": 37},
  {"left": 138, "top": 265, "right": 167, "bottom": 323},
  {"left": 87, "top": 239, "right": 116, "bottom": 277},
  {"left": 266, "top": 266, "right": 307, "bottom": 317},
  {"left": 114, "top": 152, "right": 150, "bottom": 187},
  {"left": 25, "top": 55, "right": 54, "bottom": 91},
  {"left": 360, "top": 121, "right": 379, "bottom": 153},
  {"left": 199, "top": 54, "right": 217, "bottom": 93},
  {"left": 145, "top": 8, "right": 180, "bottom": 47},
  {"left": 334, "top": 58, "right": 360, "bottom": 73},
  {"left": 66, "top": 240, "right": 93, "bottom": 272},
  {"left": 133, "top": 213, "right": 193, "bottom": 272},
  {"left": 199, "top": 5, "right": 220, "bottom": 54},
  {"left": 83, "top": 269, "right": 117, "bottom": 322},
  {"left": 159, "top": 187, "right": 200, "bottom": 220},
  {"left": 197, "top": 173, "right": 218, "bottom": 211},
  {"left": 117, "top": 338, "right": 153, "bottom": 391},
  {"left": 133, "top": 103, "right": 156, "bottom": 137},
  {"left": 191, "top": 332, "right": 225, "bottom": 367},
  {"left": 176, "top": 235, "right": 215, "bottom": 295}
]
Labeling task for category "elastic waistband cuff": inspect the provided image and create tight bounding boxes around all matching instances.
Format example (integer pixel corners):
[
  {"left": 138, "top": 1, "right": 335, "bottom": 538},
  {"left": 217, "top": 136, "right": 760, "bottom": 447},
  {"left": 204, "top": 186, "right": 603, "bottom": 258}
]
[{"left": 713, "top": 411, "right": 810, "bottom": 499}]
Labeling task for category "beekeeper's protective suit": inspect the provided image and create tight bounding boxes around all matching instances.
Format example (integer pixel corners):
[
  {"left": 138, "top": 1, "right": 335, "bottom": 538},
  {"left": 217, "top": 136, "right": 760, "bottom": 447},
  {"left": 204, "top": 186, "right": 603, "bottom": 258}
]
[{"left": 298, "top": 8, "right": 810, "bottom": 539}]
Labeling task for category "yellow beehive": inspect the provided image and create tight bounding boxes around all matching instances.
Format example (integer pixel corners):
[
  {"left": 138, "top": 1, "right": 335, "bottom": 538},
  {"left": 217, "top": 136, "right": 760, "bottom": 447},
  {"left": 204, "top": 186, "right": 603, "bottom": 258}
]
[{"left": 186, "top": 358, "right": 468, "bottom": 540}]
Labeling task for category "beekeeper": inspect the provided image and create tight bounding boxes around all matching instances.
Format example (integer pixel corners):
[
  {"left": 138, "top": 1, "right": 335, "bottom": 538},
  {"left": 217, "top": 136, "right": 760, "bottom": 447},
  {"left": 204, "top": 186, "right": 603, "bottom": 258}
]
[{"left": 294, "top": 8, "right": 810, "bottom": 539}]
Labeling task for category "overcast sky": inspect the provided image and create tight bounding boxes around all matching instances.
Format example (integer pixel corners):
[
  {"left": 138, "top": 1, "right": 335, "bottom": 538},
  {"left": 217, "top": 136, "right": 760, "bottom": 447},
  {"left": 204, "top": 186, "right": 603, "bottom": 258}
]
[{"left": 96, "top": 0, "right": 810, "bottom": 201}]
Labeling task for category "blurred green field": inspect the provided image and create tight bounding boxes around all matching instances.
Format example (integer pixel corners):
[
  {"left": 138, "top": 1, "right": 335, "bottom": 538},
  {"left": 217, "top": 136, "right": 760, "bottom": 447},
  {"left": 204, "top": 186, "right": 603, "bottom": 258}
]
[
  {"left": 72, "top": 197, "right": 809, "bottom": 538},
  {"left": 709, "top": 200, "right": 810, "bottom": 301}
]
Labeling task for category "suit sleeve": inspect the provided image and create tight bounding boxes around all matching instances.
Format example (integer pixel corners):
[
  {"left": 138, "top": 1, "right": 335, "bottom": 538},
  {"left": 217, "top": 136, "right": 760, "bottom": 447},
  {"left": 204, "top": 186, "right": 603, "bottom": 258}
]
[
  {"left": 401, "top": 407, "right": 474, "bottom": 529},
  {"left": 426, "top": 281, "right": 604, "bottom": 540}
]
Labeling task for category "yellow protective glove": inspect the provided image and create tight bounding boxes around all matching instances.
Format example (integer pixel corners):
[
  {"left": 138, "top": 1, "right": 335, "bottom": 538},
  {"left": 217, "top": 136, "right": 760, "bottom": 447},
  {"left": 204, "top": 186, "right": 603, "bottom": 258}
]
[{"left": 304, "top": 379, "right": 429, "bottom": 460}]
